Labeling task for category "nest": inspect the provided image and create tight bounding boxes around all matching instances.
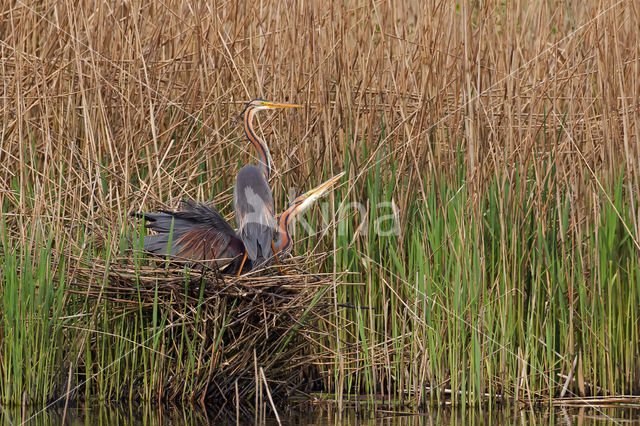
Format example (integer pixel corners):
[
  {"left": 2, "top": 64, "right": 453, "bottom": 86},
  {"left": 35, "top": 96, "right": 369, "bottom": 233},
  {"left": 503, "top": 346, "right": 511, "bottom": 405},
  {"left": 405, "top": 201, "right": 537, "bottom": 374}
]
[{"left": 69, "top": 256, "right": 335, "bottom": 407}]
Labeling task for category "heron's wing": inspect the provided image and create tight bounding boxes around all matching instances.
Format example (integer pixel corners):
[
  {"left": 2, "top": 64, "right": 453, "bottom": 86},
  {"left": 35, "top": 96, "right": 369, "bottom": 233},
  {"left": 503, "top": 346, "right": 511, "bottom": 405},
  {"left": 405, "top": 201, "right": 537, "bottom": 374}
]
[
  {"left": 234, "top": 166, "right": 276, "bottom": 261},
  {"left": 134, "top": 200, "right": 244, "bottom": 264}
]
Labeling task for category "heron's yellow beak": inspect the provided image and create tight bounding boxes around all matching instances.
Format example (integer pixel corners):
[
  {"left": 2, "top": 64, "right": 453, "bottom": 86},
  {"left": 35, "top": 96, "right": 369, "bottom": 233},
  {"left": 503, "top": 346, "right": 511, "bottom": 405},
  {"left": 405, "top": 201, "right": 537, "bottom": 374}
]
[
  {"left": 305, "top": 171, "right": 345, "bottom": 198},
  {"left": 262, "top": 101, "right": 302, "bottom": 109}
]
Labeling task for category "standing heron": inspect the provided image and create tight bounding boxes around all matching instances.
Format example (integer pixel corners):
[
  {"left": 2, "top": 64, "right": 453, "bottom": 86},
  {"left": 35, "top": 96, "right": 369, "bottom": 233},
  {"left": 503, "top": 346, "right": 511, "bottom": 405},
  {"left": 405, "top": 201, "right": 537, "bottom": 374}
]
[
  {"left": 135, "top": 98, "right": 300, "bottom": 272},
  {"left": 135, "top": 172, "right": 344, "bottom": 274},
  {"left": 233, "top": 99, "right": 301, "bottom": 272}
]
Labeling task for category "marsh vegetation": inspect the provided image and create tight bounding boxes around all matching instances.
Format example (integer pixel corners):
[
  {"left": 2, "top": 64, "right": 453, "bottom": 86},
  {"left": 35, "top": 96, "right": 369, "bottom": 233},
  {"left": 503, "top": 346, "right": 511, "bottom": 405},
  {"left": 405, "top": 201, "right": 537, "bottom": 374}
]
[{"left": 1, "top": 0, "right": 639, "bottom": 416}]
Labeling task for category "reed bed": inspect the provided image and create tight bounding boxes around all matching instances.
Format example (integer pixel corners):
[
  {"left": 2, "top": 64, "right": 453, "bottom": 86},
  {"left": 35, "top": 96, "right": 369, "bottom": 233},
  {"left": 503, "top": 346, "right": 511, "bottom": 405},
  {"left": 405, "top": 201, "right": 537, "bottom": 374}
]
[{"left": 1, "top": 0, "right": 639, "bottom": 410}]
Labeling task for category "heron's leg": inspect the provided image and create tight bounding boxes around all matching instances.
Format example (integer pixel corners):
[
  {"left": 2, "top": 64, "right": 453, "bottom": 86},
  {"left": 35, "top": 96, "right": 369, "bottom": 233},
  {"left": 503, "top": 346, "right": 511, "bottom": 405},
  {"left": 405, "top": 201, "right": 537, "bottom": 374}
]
[
  {"left": 271, "top": 241, "right": 281, "bottom": 265},
  {"left": 271, "top": 241, "right": 293, "bottom": 275},
  {"left": 237, "top": 252, "right": 248, "bottom": 277}
]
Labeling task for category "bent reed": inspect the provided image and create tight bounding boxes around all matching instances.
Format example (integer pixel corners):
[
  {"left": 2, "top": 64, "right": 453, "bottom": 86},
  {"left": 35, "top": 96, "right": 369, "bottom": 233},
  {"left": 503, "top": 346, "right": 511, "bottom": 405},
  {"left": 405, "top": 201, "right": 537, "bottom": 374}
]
[{"left": 1, "top": 0, "right": 639, "bottom": 409}]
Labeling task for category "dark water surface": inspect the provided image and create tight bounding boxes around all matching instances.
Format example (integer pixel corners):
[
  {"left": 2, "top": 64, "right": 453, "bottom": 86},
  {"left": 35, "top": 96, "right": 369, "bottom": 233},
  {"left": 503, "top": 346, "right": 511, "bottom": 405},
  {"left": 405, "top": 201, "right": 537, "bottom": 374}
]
[{"left": 3, "top": 403, "right": 640, "bottom": 425}]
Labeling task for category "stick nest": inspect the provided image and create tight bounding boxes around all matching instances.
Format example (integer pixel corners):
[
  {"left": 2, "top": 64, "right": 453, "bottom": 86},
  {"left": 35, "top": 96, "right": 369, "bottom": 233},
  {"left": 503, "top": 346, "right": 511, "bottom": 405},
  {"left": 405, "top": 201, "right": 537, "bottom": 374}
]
[{"left": 69, "top": 256, "right": 334, "bottom": 406}]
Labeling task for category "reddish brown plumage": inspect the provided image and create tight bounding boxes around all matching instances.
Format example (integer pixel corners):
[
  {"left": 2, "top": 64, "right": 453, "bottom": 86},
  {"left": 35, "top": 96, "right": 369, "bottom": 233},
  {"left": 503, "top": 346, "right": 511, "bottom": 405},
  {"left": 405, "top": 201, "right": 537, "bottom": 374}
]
[
  {"left": 176, "top": 226, "right": 244, "bottom": 261},
  {"left": 134, "top": 200, "right": 246, "bottom": 270}
]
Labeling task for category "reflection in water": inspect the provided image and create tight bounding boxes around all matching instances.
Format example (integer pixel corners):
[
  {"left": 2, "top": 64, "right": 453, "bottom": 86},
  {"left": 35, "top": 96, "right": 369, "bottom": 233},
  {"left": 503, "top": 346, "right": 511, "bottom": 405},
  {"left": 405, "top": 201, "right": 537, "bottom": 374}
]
[{"left": 2, "top": 402, "right": 640, "bottom": 425}]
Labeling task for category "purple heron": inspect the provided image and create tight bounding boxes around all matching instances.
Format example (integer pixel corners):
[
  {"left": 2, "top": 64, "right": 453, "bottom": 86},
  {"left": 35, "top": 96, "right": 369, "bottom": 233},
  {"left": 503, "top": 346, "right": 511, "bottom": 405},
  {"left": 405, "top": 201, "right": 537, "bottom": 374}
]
[{"left": 233, "top": 99, "right": 300, "bottom": 271}]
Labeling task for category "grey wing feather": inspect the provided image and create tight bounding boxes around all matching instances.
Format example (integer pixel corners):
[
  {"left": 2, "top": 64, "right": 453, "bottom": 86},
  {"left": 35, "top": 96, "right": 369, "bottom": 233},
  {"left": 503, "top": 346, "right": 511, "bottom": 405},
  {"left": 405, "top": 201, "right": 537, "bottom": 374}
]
[
  {"left": 134, "top": 200, "right": 240, "bottom": 261},
  {"left": 240, "top": 222, "right": 274, "bottom": 261},
  {"left": 234, "top": 165, "right": 276, "bottom": 261}
]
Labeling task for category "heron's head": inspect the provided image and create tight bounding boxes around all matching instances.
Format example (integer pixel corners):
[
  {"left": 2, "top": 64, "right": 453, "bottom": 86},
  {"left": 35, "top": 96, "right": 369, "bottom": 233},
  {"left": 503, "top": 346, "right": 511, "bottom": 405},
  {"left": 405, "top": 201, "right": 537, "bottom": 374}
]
[
  {"left": 289, "top": 171, "right": 345, "bottom": 215},
  {"left": 246, "top": 99, "right": 302, "bottom": 113}
]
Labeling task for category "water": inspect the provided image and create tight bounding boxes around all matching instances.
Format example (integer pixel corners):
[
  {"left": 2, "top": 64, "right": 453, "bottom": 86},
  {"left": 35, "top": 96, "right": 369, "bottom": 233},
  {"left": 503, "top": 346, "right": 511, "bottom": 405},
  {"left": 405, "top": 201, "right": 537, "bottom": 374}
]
[{"left": 3, "top": 403, "right": 640, "bottom": 425}]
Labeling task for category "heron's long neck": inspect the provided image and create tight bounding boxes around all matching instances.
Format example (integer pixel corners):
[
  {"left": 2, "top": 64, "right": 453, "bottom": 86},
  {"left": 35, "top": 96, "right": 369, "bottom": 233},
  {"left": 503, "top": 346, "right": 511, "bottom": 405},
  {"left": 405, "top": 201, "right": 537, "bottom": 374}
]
[
  {"left": 244, "top": 108, "right": 271, "bottom": 179},
  {"left": 274, "top": 206, "right": 295, "bottom": 254}
]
